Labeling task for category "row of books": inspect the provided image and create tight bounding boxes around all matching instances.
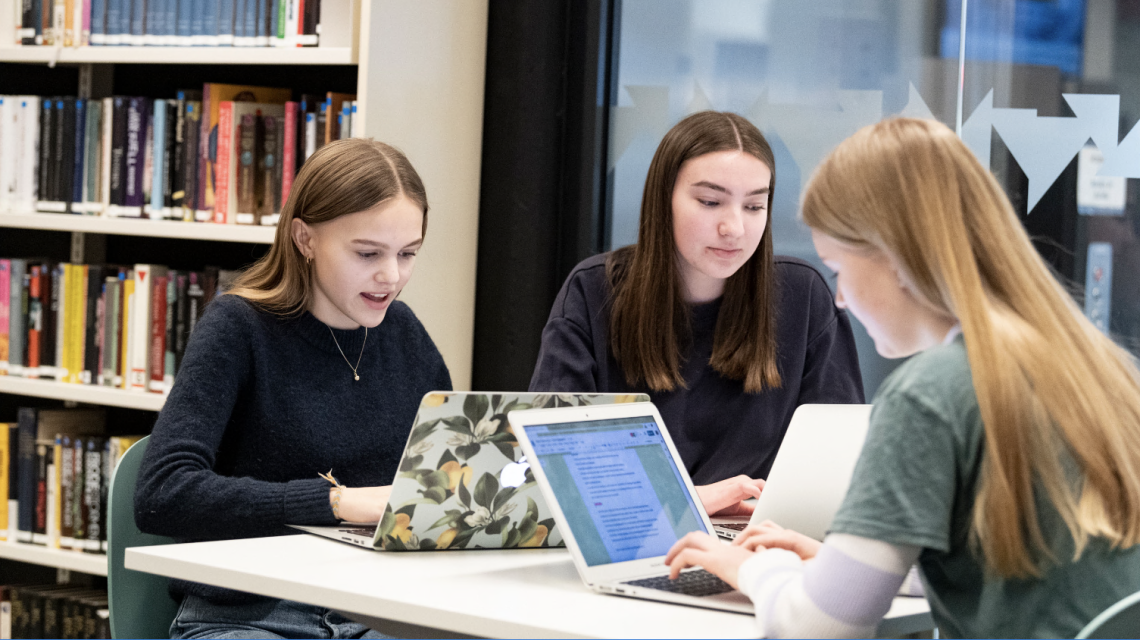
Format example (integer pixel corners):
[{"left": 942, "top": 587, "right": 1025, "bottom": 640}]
[
  {"left": 14, "top": 0, "right": 322, "bottom": 48},
  {"left": 0, "top": 85, "right": 357, "bottom": 225},
  {"left": 0, "top": 259, "right": 236, "bottom": 391},
  {"left": 2, "top": 583, "right": 110, "bottom": 639},
  {"left": 1, "top": 407, "right": 143, "bottom": 555}
]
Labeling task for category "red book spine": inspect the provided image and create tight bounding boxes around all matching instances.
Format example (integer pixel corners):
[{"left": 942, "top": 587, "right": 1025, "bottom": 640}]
[
  {"left": 26, "top": 265, "right": 41, "bottom": 376},
  {"left": 282, "top": 101, "right": 297, "bottom": 207},
  {"left": 149, "top": 275, "right": 167, "bottom": 393},
  {"left": 214, "top": 102, "right": 234, "bottom": 224}
]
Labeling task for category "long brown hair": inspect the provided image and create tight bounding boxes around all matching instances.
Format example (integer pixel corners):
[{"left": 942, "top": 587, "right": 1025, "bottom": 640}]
[
  {"left": 802, "top": 117, "right": 1140, "bottom": 577},
  {"left": 609, "top": 111, "right": 780, "bottom": 393},
  {"left": 228, "top": 138, "right": 429, "bottom": 315}
]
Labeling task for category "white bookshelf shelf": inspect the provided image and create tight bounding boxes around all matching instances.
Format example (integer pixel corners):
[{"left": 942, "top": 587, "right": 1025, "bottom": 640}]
[
  {"left": 0, "top": 540, "right": 108, "bottom": 576},
  {"left": 0, "top": 46, "right": 356, "bottom": 65},
  {"left": 0, "top": 376, "right": 166, "bottom": 411},
  {"left": 0, "top": 212, "right": 276, "bottom": 244}
]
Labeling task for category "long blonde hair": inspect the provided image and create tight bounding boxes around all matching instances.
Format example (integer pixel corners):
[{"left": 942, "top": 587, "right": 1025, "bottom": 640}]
[
  {"left": 228, "top": 138, "right": 428, "bottom": 315},
  {"left": 802, "top": 117, "right": 1140, "bottom": 578}
]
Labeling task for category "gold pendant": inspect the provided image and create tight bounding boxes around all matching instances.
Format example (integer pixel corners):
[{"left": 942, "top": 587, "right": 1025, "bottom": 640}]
[{"left": 354, "top": 374, "right": 360, "bottom": 381}]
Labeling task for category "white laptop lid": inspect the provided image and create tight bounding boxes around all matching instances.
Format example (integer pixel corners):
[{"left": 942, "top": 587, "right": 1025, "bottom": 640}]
[
  {"left": 509, "top": 402, "right": 716, "bottom": 587},
  {"left": 748, "top": 404, "right": 873, "bottom": 540}
]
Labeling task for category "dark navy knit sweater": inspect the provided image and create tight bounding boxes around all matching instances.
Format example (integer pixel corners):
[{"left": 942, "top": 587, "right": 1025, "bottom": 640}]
[
  {"left": 135, "top": 294, "right": 451, "bottom": 603},
  {"left": 530, "top": 252, "right": 864, "bottom": 484}
]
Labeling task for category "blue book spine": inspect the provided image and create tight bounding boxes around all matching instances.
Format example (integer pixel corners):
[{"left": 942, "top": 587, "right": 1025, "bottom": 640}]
[
  {"left": 105, "top": 0, "right": 122, "bottom": 44},
  {"left": 145, "top": 0, "right": 160, "bottom": 44},
  {"left": 130, "top": 0, "right": 146, "bottom": 44},
  {"left": 72, "top": 99, "right": 87, "bottom": 209},
  {"left": 176, "top": 0, "right": 192, "bottom": 43},
  {"left": 151, "top": 100, "right": 166, "bottom": 216},
  {"left": 16, "top": 408, "right": 36, "bottom": 542},
  {"left": 8, "top": 260, "right": 26, "bottom": 370},
  {"left": 270, "top": 0, "right": 280, "bottom": 44},
  {"left": 245, "top": 0, "right": 257, "bottom": 46},
  {"left": 91, "top": 0, "right": 108, "bottom": 44},
  {"left": 216, "top": 0, "right": 234, "bottom": 45},
  {"left": 165, "top": 0, "right": 178, "bottom": 44}
]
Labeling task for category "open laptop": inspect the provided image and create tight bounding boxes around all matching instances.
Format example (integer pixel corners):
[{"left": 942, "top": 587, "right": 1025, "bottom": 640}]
[
  {"left": 508, "top": 401, "right": 754, "bottom": 614},
  {"left": 712, "top": 404, "right": 872, "bottom": 541},
  {"left": 290, "top": 391, "right": 648, "bottom": 550}
]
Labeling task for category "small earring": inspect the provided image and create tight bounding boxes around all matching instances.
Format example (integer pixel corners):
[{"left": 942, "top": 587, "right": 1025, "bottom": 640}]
[{"left": 306, "top": 256, "right": 312, "bottom": 265}]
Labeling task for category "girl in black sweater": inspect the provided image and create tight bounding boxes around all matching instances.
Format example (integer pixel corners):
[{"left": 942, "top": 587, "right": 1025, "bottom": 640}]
[{"left": 136, "top": 139, "right": 451, "bottom": 639}]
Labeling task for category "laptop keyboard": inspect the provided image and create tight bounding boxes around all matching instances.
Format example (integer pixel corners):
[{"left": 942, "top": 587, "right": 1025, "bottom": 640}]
[
  {"left": 622, "top": 569, "right": 734, "bottom": 597},
  {"left": 717, "top": 523, "right": 748, "bottom": 532},
  {"left": 340, "top": 525, "right": 377, "bottom": 537}
]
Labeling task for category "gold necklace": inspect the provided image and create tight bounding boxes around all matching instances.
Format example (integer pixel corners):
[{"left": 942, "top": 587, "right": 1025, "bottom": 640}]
[{"left": 328, "top": 325, "right": 368, "bottom": 381}]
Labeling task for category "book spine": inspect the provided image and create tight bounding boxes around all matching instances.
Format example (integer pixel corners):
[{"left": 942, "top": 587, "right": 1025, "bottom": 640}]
[
  {"left": 40, "top": 263, "right": 56, "bottom": 379},
  {"left": 183, "top": 100, "right": 200, "bottom": 220},
  {"left": 144, "top": 0, "right": 159, "bottom": 44},
  {"left": 303, "top": 111, "right": 315, "bottom": 161},
  {"left": 62, "top": 264, "right": 75, "bottom": 382},
  {"left": 16, "top": 408, "right": 36, "bottom": 539},
  {"left": 49, "top": 436, "right": 61, "bottom": 547},
  {"left": 258, "top": 114, "right": 275, "bottom": 223},
  {"left": 51, "top": 99, "right": 71, "bottom": 211},
  {"left": 108, "top": 97, "right": 127, "bottom": 210},
  {"left": 123, "top": 97, "right": 147, "bottom": 215},
  {"left": 196, "top": 84, "right": 210, "bottom": 219},
  {"left": 0, "top": 423, "right": 7, "bottom": 539},
  {"left": 269, "top": 112, "right": 283, "bottom": 224},
  {"left": 165, "top": 274, "right": 177, "bottom": 385},
  {"left": 8, "top": 260, "right": 26, "bottom": 374},
  {"left": 9, "top": 424, "right": 18, "bottom": 542},
  {"left": 84, "top": 100, "right": 103, "bottom": 213},
  {"left": 33, "top": 442, "right": 47, "bottom": 544},
  {"left": 162, "top": 100, "right": 176, "bottom": 214},
  {"left": 25, "top": 265, "right": 42, "bottom": 378},
  {"left": 90, "top": 0, "right": 106, "bottom": 43},
  {"left": 99, "top": 98, "right": 113, "bottom": 214},
  {"left": 0, "top": 99, "right": 13, "bottom": 213},
  {"left": 234, "top": 111, "right": 254, "bottom": 223},
  {"left": 37, "top": 100, "right": 53, "bottom": 207},
  {"left": 128, "top": 265, "right": 150, "bottom": 391},
  {"left": 148, "top": 272, "right": 166, "bottom": 392},
  {"left": 142, "top": 105, "right": 154, "bottom": 217},
  {"left": 20, "top": 0, "right": 36, "bottom": 44},
  {"left": 0, "top": 260, "right": 9, "bottom": 373},
  {"left": 119, "top": 274, "right": 132, "bottom": 389},
  {"left": 59, "top": 436, "right": 74, "bottom": 547},
  {"left": 213, "top": 101, "right": 233, "bottom": 223},
  {"left": 83, "top": 265, "right": 103, "bottom": 384},
  {"left": 71, "top": 99, "right": 86, "bottom": 212},
  {"left": 17, "top": 98, "right": 39, "bottom": 211},
  {"left": 70, "top": 436, "right": 84, "bottom": 546},
  {"left": 150, "top": 99, "right": 167, "bottom": 218},
  {"left": 101, "top": 278, "right": 119, "bottom": 386},
  {"left": 83, "top": 437, "right": 103, "bottom": 551},
  {"left": 81, "top": 0, "right": 92, "bottom": 44},
  {"left": 174, "top": 273, "right": 188, "bottom": 372},
  {"left": 217, "top": 0, "right": 235, "bottom": 46},
  {"left": 271, "top": 0, "right": 281, "bottom": 45},
  {"left": 129, "top": 0, "right": 143, "bottom": 44},
  {"left": 54, "top": 264, "right": 67, "bottom": 377},
  {"left": 64, "top": 0, "right": 75, "bottom": 45},
  {"left": 171, "top": 93, "right": 187, "bottom": 211}
]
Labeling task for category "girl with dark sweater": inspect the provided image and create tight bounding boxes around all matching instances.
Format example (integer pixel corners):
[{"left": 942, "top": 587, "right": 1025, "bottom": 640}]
[
  {"left": 135, "top": 139, "right": 451, "bottom": 639},
  {"left": 530, "top": 111, "right": 864, "bottom": 516}
]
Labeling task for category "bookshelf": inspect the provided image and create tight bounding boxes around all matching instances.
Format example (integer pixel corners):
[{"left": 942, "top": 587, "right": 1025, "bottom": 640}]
[
  {"left": 0, "top": 376, "right": 166, "bottom": 411},
  {"left": 0, "top": 46, "right": 356, "bottom": 66},
  {"left": 0, "top": 0, "right": 487, "bottom": 577},
  {"left": 0, "top": 539, "right": 109, "bottom": 575},
  {"left": 0, "top": 212, "right": 277, "bottom": 244}
]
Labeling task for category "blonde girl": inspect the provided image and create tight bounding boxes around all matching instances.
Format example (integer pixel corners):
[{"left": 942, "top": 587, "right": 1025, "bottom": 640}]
[{"left": 665, "top": 117, "right": 1140, "bottom": 638}]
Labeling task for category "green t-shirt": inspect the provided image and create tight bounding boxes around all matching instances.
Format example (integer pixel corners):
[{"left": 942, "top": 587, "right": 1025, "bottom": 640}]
[{"left": 830, "top": 336, "right": 1140, "bottom": 638}]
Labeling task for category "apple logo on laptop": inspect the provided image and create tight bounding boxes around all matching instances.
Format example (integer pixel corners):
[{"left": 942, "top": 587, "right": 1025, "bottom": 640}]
[{"left": 500, "top": 457, "right": 530, "bottom": 489}]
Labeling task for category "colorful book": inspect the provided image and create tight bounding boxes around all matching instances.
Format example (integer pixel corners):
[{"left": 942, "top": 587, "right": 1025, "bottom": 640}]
[
  {"left": 8, "top": 259, "right": 27, "bottom": 376},
  {"left": 0, "top": 259, "right": 9, "bottom": 374},
  {"left": 128, "top": 265, "right": 155, "bottom": 392},
  {"left": 148, "top": 269, "right": 168, "bottom": 393}
]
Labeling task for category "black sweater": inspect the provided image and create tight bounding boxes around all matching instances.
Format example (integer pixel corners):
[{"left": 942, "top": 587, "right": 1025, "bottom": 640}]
[
  {"left": 135, "top": 294, "right": 451, "bottom": 602},
  {"left": 529, "top": 253, "right": 864, "bottom": 484}
]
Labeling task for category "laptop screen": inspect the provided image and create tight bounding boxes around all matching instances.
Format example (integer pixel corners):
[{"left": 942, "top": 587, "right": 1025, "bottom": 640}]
[{"left": 523, "top": 415, "right": 708, "bottom": 567}]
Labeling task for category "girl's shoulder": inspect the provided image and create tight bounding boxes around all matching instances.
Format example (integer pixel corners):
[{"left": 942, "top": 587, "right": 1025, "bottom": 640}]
[
  {"left": 773, "top": 255, "right": 831, "bottom": 288},
  {"left": 875, "top": 337, "right": 978, "bottom": 429}
]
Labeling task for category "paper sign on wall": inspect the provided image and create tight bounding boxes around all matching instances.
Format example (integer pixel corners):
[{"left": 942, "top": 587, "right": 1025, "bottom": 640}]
[{"left": 1077, "top": 145, "right": 1127, "bottom": 216}]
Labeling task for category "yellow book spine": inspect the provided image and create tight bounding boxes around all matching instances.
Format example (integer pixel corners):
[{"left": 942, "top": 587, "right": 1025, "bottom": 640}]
[
  {"left": 0, "top": 424, "right": 8, "bottom": 539},
  {"left": 59, "top": 264, "right": 72, "bottom": 383},
  {"left": 68, "top": 264, "right": 83, "bottom": 384},
  {"left": 73, "top": 265, "right": 88, "bottom": 384},
  {"left": 121, "top": 278, "right": 134, "bottom": 390}
]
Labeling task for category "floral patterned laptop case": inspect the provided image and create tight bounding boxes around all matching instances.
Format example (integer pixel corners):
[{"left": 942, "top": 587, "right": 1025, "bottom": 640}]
[{"left": 375, "top": 392, "right": 648, "bottom": 551}]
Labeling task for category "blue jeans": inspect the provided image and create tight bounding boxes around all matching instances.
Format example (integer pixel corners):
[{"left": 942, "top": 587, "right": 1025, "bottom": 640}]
[{"left": 170, "top": 594, "right": 389, "bottom": 639}]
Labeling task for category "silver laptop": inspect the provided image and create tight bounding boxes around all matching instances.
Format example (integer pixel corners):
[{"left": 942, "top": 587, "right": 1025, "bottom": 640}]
[
  {"left": 508, "top": 401, "right": 754, "bottom": 614},
  {"left": 290, "top": 391, "right": 648, "bottom": 550},
  {"left": 712, "top": 404, "right": 873, "bottom": 541}
]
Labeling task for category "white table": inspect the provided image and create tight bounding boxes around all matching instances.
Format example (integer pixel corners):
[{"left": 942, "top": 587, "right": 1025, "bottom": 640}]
[{"left": 125, "top": 534, "right": 933, "bottom": 639}]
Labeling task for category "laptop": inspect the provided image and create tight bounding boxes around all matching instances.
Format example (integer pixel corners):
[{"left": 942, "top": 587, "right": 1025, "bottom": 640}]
[
  {"left": 711, "top": 404, "right": 872, "bottom": 541},
  {"left": 508, "top": 401, "right": 754, "bottom": 614},
  {"left": 290, "top": 391, "right": 648, "bottom": 550}
]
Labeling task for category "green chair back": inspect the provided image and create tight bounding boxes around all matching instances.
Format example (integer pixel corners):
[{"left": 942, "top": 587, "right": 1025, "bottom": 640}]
[
  {"left": 1077, "top": 589, "right": 1140, "bottom": 639},
  {"left": 107, "top": 436, "right": 180, "bottom": 639}
]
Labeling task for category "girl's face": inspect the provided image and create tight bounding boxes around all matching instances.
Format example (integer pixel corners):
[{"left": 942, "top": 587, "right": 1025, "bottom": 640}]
[
  {"left": 671, "top": 150, "right": 771, "bottom": 303},
  {"left": 811, "top": 230, "right": 956, "bottom": 358},
  {"left": 293, "top": 195, "right": 424, "bottom": 329}
]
